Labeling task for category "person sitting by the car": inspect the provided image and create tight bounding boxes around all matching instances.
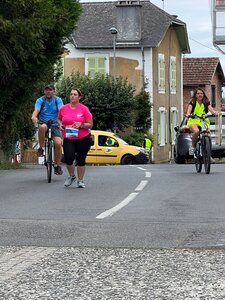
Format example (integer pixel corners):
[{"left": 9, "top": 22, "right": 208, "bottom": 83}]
[{"left": 185, "top": 87, "right": 217, "bottom": 156}]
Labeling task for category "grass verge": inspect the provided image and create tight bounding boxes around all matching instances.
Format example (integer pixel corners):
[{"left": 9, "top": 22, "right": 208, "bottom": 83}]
[{"left": 0, "top": 161, "right": 24, "bottom": 170}]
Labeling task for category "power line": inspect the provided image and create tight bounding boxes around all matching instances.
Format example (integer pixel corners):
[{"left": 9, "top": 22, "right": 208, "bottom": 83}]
[{"left": 189, "top": 36, "right": 224, "bottom": 53}]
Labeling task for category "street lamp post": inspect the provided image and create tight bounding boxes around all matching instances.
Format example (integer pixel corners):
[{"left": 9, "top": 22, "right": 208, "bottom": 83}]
[{"left": 109, "top": 27, "right": 118, "bottom": 80}]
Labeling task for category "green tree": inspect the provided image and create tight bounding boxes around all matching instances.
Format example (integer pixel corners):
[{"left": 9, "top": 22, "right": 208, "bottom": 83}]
[
  {"left": 0, "top": 0, "right": 82, "bottom": 155},
  {"left": 123, "top": 132, "right": 154, "bottom": 147},
  {"left": 134, "top": 86, "right": 152, "bottom": 132},
  {"left": 56, "top": 72, "right": 136, "bottom": 131}
]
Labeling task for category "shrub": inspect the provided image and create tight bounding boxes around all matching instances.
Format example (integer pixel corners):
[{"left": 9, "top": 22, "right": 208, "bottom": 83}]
[{"left": 123, "top": 132, "right": 153, "bottom": 147}]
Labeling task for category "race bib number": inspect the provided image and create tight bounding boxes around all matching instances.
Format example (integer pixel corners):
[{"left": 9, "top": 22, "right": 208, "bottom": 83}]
[{"left": 65, "top": 127, "right": 79, "bottom": 137}]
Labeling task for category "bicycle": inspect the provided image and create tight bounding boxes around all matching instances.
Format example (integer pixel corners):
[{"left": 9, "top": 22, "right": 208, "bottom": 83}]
[
  {"left": 39, "top": 120, "right": 55, "bottom": 183},
  {"left": 189, "top": 114, "right": 212, "bottom": 174}
]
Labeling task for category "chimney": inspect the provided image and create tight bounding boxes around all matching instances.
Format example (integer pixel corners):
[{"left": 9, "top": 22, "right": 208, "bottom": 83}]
[{"left": 116, "top": 0, "right": 142, "bottom": 43}]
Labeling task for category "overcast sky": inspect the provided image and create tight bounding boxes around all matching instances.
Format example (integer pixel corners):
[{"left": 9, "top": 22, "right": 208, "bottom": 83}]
[{"left": 151, "top": 0, "right": 225, "bottom": 71}]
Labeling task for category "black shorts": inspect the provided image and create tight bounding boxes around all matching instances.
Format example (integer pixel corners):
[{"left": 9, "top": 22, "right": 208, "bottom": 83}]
[
  {"left": 63, "top": 134, "right": 92, "bottom": 166},
  {"left": 51, "top": 126, "right": 62, "bottom": 139}
]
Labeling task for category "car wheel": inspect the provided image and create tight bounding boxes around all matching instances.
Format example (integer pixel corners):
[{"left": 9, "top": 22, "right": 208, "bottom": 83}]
[
  {"left": 174, "top": 148, "right": 186, "bottom": 164},
  {"left": 174, "top": 156, "right": 186, "bottom": 164},
  {"left": 121, "top": 154, "right": 135, "bottom": 165}
]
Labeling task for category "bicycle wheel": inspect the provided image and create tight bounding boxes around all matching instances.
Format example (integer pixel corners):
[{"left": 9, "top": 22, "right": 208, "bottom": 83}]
[
  {"left": 194, "top": 142, "right": 202, "bottom": 173},
  {"left": 46, "top": 140, "right": 53, "bottom": 183},
  {"left": 202, "top": 135, "right": 211, "bottom": 174}
]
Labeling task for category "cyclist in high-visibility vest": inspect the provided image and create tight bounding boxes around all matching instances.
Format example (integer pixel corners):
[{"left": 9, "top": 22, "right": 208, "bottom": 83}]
[
  {"left": 185, "top": 87, "right": 217, "bottom": 156},
  {"left": 143, "top": 134, "right": 152, "bottom": 152}
]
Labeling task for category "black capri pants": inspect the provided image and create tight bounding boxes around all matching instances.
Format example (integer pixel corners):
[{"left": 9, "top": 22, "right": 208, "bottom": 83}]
[{"left": 63, "top": 134, "right": 92, "bottom": 166}]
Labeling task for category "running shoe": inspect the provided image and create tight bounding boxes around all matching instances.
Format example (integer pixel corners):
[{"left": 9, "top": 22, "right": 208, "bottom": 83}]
[
  {"left": 54, "top": 165, "right": 63, "bottom": 175},
  {"left": 64, "top": 175, "right": 76, "bottom": 187},
  {"left": 77, "top": 180, "right": 85, "bottom": 188}
]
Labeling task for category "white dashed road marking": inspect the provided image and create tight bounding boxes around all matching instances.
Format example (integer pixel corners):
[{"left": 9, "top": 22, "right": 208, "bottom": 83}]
[
  {"left": 145, "top": 171, "right": 151, "bottom": 178},
  {"left": 96, "top": 166, "right": 151, "bottom": 219},
  {"left": 135, "top": 180, "right": 148, "bottom": 191},
  {"left": 96, "top": 192, "right": 138, "bottom": 219}
]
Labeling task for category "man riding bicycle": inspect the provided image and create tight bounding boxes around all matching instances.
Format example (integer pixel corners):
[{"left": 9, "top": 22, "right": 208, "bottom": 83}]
[{"left": 31, "top": 84, "right": 64, "bottom": 175}]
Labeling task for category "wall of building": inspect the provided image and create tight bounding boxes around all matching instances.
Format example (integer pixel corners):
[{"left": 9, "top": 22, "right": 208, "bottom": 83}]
[
  {"left": 152, "top": 27, "right": 182, "bottom": 163},
  {"left": 63, "top": 45, "right": 149, "bottom": 94},
  {"left": 210, "top": 71, "right": 223, "bottom": 110},
  {"left": 64, "top": 57, "right": 85, "bottom": 77}
]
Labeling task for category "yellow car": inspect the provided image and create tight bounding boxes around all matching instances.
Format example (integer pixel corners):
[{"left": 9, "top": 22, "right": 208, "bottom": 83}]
[{"left": 86, "top": 130, "right": 149, "bottom": 165}]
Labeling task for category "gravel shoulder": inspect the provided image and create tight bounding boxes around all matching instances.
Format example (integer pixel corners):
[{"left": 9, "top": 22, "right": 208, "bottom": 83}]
[{"left": 0, "top": 246, "right": 225, "bottom": 300}]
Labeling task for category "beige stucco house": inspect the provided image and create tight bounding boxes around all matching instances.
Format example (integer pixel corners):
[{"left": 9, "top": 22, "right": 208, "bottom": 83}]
[{"left": 63, "top": 0, "right": 190, "bottom": 163}]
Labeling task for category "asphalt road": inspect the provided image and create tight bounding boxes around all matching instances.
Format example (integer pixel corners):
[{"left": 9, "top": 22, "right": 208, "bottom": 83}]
[
  {"left": 1, "top": 163, "right": 225, "bottom": 299},
  {"left": 1, "top": 163, "right": 225, "bottom": 248}
]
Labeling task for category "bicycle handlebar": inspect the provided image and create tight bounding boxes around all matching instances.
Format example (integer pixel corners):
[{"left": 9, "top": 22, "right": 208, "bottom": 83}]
[{"left": 188, "top": 113, "right": 211, "bottom": 120}]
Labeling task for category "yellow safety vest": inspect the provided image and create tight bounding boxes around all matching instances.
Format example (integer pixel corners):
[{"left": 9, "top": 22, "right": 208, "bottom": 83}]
[
  {"left": 187, "top": 101, "right": 210, "bottom": 128},
  {"left": 144, "top": 138, "right": 151, "bottom": 151}
]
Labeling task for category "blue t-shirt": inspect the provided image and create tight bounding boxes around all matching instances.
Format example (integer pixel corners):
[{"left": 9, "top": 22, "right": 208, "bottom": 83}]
[{"left": 35, "top": 96, "right": 63, "bottom": 126}]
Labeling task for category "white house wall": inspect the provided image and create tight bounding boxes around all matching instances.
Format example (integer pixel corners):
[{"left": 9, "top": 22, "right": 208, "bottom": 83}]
[{"left": 65, "top": 43, "right": 153, "bottom": 89}]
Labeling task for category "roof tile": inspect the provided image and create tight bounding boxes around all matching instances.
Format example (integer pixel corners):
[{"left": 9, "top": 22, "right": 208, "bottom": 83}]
[{"left": 183, "top": 57, "right": 224, "bottom": 85}]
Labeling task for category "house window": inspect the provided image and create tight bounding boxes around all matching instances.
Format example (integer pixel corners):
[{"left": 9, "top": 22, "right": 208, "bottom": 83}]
[
  {"left": 158, "top": 107, "right": 167, "bottom": 145},
  {"left": 211, "top": 85, "right": 216, "bottom": 107},
  {"left": 170, "top": 107, "right": 178, "bottom": 145},
  {"left": 158, "top": 54, "right": 165, "bottom": 93},
  {"left": 170, "top": 56, "right": 176, "bottom": 94},
  {"left": 85, "top": 54, "right": 109, "bottom": 78}
]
